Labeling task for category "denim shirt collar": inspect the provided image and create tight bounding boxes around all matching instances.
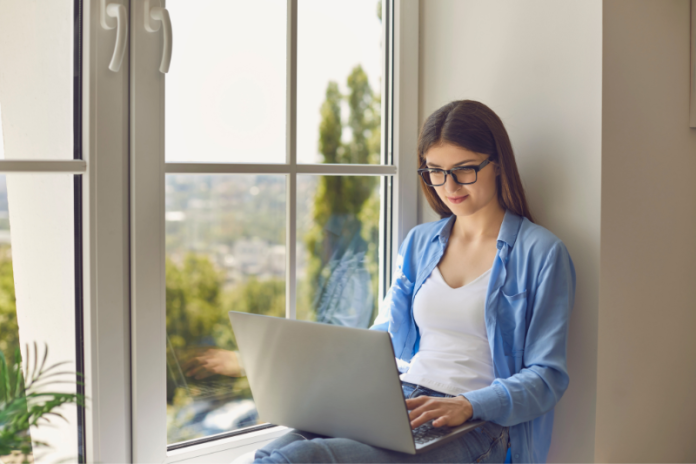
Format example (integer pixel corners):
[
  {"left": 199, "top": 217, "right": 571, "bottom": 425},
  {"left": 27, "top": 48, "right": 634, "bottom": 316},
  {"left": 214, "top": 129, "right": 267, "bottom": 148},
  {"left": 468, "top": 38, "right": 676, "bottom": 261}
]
[{"left": 432, "top": 209, "right": 523, "bottom": 249}]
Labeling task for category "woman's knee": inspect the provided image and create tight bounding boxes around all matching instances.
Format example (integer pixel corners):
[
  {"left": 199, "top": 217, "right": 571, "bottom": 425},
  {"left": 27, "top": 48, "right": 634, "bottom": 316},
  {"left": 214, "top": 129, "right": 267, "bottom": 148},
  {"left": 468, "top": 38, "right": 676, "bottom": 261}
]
[
  {"left": 255, "top": 438, "right": 339, "bottom": 464},
  {"left": 254, "top": 431, "right": 315, "bottom": 461}
]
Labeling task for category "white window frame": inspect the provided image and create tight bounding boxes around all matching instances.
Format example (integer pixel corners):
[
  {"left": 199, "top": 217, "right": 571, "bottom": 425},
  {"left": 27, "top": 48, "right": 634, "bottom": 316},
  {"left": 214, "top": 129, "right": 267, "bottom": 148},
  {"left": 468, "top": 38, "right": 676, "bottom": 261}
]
[
  {"left": 77, "top": 0, "right": 419, "bottom": 462},
  {"left": 0, "top": 0, "right": 131, "bottom": 462},
  {"left": 81, "top": 0, "right": 132, "bottom": 462}
]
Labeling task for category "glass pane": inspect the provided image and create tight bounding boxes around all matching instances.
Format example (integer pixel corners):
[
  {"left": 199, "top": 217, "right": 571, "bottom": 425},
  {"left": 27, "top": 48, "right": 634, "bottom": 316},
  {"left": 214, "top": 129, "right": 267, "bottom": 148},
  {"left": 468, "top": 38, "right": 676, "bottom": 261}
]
[
  {"left": 298, "top": 0, "right": 384, "bottom": 164},
  {"left": 0, "top": 174, "right": 79, "bottom": 462},
  {"left": 165, "top": 1, "right": 287, "bottom": 164},
  {"left": 0, "top": 1, "right": 74, "bottom": 160},
  {"left": 166, "top": 174, "right": 286, "bottom": 445},
  {"left": 297, "top": 175, "right": 380, "bottom": 327}
]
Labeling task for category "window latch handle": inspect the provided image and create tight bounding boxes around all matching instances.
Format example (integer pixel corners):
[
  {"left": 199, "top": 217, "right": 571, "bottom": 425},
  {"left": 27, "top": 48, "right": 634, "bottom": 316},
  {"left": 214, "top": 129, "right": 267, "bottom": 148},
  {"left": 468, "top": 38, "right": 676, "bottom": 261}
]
[
  {"left": 101, "top": 1, "right": 128, "bottom": 72},
  {"left": 145, "top": 0, "right": 173, "bottom": 73}
]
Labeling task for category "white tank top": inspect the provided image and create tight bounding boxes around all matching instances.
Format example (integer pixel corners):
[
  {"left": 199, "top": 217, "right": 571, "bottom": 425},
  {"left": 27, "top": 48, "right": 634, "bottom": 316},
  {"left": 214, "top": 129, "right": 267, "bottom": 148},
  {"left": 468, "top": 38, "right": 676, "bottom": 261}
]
[{"left": 400, "top": 266, "right": 496, "bottom": 396}]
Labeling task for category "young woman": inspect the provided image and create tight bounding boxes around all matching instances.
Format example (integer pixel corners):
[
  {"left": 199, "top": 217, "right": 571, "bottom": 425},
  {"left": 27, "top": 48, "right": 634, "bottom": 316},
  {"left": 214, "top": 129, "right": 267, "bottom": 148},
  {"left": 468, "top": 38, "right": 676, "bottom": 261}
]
[{"left": 252, "top": 100, "right": 576, "bottom": 464}]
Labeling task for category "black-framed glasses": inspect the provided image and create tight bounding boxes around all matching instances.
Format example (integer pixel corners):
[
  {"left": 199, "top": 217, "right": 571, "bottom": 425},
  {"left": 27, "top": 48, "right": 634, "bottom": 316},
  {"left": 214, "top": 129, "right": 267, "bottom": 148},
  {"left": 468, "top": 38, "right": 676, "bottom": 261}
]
[{"left": 417, "top": 159, "right": 491, "bottom": 187}]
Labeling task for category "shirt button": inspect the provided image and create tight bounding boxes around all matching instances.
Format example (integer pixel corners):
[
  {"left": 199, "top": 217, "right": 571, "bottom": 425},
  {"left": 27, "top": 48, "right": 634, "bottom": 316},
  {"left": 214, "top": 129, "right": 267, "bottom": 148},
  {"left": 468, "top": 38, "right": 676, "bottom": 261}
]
[{"left": 515, "top": 454, "right": 520, "bottom": 459}]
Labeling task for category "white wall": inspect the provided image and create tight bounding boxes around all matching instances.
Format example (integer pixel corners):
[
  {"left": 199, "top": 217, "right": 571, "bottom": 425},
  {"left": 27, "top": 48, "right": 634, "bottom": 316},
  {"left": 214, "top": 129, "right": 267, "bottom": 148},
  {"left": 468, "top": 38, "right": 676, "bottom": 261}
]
[
  {"left": 597, "top": 1, "right": 696, "bottom": 461},
  {"left": 418, "top": 1, "right": 603, "bottom": 462}
]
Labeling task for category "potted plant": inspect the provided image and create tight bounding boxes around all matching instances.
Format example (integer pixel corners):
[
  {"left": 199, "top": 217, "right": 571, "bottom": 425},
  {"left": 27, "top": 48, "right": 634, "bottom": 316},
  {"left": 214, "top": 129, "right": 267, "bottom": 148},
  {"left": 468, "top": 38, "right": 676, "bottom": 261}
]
[{"left": 0, "top": 343, "right": 84, "bottom": 464}]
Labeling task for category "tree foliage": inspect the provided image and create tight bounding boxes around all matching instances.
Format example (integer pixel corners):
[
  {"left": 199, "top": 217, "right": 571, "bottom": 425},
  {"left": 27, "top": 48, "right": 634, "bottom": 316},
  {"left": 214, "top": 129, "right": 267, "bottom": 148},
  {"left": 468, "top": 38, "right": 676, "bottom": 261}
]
[
  {"left": 0, "top": 245, "right": 18, "bottom": 369},
  {"left": 166, "top": 253, "right": 285, "bottom": 355},
  {"left": 166, "top": 254, "right": 224, "bottom": 353},
  {"left": 165, "top": 253, "right": 285, "bottom": 405}
]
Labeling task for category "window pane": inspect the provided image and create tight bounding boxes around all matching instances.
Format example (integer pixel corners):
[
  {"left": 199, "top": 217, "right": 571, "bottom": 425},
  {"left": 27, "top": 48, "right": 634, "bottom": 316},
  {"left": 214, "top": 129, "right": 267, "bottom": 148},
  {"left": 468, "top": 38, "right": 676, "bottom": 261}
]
[
  {"left": 166, "top": 174, "right": 286, "bottom": 445},
  {"left": 165, "top": 1, "right": 287, "bottom": 164},
  {"left": 297, "top": 175, "right": 381, "bottom": 327},
  {"left": 0, "top": 174, "right": 79, "bottom": 462},
  {"left": 0, "top": 1, "right": 74, "bottom": 160},
  {"left": 298, "top": 0, "right": 384, "bottom": 164}
]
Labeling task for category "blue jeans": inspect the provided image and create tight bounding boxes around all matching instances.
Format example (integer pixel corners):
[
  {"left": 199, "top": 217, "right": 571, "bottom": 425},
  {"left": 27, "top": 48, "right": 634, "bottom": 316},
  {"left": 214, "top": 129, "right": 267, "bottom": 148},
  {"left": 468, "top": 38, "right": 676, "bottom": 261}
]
[{"left": 253, "top": 382, "right": 510, "bottom": 463}]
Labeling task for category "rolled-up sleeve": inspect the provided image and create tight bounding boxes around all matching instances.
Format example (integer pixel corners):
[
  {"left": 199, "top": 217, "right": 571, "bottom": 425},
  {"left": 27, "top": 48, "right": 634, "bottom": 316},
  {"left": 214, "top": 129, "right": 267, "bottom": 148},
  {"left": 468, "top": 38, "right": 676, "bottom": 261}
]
[{"left": 461, "top": 242, "right": 576, "bottom": 426}]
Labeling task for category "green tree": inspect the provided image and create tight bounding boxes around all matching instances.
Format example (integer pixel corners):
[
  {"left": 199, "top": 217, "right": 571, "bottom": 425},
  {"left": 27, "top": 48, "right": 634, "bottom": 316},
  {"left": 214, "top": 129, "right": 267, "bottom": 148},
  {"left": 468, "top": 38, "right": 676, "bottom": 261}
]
[
  {"left": 165, "top": 253, "right": 287, "bottom": 404},
  {"left": 166, "top": 253, "right": 226, "bottom": 404},
  {"left": 166, "top": 253, "right": 224, "bottom": 354},
  {"left": 217, "top": 276, "right": 285, "bottom": 350},
  {"left": 0, "top": 245, "right": 18, "bottom": 365},
  {"left": 225, "top": 278, "right": 285, "bottom": 319},
  {"left": 165, "top": 252, "right": 286, "bottom": 442},
  {"left": 166, "top": 252, "right": 286, "bottom": 356}
]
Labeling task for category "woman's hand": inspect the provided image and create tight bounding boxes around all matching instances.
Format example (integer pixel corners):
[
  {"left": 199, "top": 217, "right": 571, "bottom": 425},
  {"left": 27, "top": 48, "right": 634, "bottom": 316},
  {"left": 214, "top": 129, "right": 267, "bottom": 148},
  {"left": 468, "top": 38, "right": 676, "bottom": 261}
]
[
  {"left": 184, "top": 349, "right": 243, "bottom": 379},
  {"left": 405, "top": 395, "right": 474, "bottom": 429}
]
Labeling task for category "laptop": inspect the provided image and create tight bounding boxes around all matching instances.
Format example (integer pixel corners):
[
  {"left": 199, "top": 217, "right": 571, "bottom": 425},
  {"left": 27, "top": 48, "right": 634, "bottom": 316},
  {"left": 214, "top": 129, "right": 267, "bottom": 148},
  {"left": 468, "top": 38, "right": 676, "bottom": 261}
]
[{"left": 228, "top": 311, "right": 486, "bottom": 455}]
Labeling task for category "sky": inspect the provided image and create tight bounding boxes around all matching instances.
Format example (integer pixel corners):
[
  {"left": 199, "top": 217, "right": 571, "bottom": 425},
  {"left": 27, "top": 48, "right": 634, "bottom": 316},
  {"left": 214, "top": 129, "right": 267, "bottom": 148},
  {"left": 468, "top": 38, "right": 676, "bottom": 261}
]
[{"left": 165, "top": 0, "right": 383, "bottom": 164}]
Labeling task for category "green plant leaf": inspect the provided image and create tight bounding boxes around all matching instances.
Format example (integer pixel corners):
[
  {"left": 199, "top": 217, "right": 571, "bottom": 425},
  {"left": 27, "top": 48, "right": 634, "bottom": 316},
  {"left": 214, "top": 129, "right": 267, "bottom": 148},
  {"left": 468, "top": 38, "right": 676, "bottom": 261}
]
[
  {"left": 0, "top": 350, "right": 9, "bottom": 404},
  {"left": 0, "top": 343, "right": 85, "bottom": 457}
]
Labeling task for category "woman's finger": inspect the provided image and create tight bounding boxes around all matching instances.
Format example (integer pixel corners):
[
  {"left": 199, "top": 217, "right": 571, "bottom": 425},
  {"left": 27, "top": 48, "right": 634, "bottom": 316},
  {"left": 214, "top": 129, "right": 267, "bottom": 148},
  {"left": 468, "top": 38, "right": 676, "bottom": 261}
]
[
  {"left": 407, "top": 399, "right": 434, "bottom": 420},
  {"left": 410, "top": 408, "right": 445, "bottom": 429},
  {"left": 408, "top": 397, "right": 471, "bottom": 428},
  {"left": 405, "top": 395, "right": 430, "bottom": 409},
  {"left": 432, "top": 415, "right": 450, "bottom": 427},
  {"left": 407, "top": 396, "right": 444, "bottom": 420}
]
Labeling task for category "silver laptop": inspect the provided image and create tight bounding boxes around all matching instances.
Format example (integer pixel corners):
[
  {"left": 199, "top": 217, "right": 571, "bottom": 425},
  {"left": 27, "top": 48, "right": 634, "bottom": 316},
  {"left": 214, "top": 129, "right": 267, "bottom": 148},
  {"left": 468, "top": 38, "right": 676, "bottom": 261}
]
[{"left": 228, "top": 311, "right": 486, "bottom": 455}]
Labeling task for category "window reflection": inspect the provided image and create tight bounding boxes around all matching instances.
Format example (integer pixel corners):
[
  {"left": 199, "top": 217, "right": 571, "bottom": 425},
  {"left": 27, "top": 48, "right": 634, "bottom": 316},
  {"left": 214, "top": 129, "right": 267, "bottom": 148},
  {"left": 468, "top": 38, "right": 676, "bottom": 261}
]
[
  {"left": 298, "top": 175, "right": 380, "bottom": 328},
  {"left": 165, "top": 175, "right": 285, "bottom": 444}
]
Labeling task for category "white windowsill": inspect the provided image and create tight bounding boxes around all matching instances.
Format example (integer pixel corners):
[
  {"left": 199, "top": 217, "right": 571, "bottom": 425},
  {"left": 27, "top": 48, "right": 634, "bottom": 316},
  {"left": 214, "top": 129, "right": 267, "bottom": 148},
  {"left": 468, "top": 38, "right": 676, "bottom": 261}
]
[{"left": 166, "top": 425, "right": 290, "bottom": 463}]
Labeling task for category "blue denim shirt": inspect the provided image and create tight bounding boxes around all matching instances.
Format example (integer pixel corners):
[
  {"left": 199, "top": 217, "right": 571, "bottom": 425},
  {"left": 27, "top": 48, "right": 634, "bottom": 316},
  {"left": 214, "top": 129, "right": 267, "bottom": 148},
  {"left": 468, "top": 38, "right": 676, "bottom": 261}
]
[{"left": 370, "top": 210, "right": 576, "bottom": 464}]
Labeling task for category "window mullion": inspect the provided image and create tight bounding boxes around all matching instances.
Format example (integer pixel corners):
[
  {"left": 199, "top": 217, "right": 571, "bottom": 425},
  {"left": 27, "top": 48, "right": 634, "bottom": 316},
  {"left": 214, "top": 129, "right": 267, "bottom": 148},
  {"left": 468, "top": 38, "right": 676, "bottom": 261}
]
[
  {"left": 380, "top": 0, "right": 395, "bottom": 300},
  {"left": 286, "top": 0, "right": 298, "bottom": 320},
  {"left": 0, "top": 159, "right": 87, "bottom": 174},
  {"left": 164, "top": 163, "right": 396, "bottom": 175},
  {"left": 392, "top": 0, "right": 419, "bottom": 266}
]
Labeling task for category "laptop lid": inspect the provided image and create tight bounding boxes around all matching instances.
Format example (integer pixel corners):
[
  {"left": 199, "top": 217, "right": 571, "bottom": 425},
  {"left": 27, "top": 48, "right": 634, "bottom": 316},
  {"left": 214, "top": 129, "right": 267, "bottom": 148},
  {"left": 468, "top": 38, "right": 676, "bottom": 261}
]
[{"left": 228, "top": 311, "right": 417, "bottom": 454}]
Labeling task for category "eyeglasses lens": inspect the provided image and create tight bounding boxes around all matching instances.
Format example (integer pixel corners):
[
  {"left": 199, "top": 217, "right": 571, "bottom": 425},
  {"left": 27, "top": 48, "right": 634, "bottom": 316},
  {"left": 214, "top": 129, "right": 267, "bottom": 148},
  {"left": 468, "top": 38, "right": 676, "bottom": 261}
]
[{"left": 425, "top": 168, "right": 476, "bottom": 186}]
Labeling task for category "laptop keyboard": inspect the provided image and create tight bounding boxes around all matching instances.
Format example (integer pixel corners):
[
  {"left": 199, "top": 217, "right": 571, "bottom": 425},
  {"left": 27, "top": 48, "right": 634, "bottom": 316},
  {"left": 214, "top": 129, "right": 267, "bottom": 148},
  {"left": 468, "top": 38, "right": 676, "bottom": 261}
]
[{"left": 412, "top": 421, "right": 454, "bottom": 445}]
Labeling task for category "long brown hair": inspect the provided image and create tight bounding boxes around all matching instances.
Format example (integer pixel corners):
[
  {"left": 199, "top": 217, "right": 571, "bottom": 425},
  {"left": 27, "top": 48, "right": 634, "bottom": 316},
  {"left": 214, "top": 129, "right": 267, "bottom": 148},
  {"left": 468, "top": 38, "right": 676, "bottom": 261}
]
[{"left": 417, "top": 100, "right": 534, "bottom": 222}]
